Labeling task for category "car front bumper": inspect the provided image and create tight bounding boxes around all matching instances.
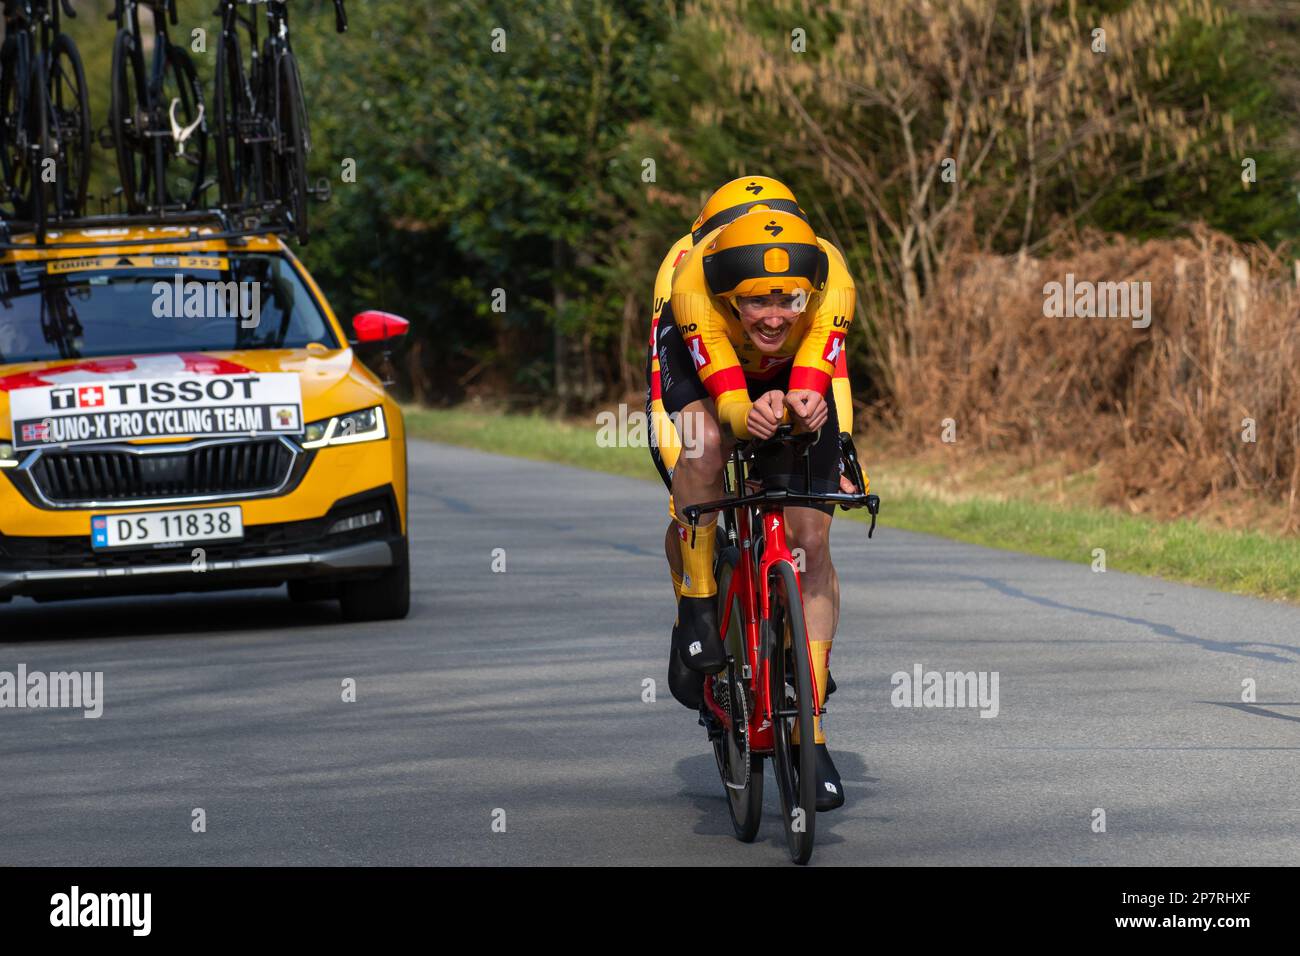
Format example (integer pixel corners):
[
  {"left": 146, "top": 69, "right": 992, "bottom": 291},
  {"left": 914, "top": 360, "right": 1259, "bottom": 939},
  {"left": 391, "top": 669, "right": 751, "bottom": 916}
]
[{"left": 0, "top": 486, "right": 403, "bottom": 602}]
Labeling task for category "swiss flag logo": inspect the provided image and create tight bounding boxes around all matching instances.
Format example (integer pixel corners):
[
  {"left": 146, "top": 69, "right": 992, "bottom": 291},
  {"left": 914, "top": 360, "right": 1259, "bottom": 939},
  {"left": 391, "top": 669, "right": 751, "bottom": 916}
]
[
  {"left": 823, "top": 332, "right": 845, "bottom": 364},
  {"left": 78, "top": 386, "right": 106, "bottom": 408},
  {"left": 687, "top": 335, "right": 710, "bottom": 370}
]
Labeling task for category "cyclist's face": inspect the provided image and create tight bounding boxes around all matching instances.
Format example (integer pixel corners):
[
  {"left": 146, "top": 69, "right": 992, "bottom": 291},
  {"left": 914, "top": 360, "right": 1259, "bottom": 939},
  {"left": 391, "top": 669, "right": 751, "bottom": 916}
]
[{"left": 737, "top": 293, "right": 802, "bottom": 352}]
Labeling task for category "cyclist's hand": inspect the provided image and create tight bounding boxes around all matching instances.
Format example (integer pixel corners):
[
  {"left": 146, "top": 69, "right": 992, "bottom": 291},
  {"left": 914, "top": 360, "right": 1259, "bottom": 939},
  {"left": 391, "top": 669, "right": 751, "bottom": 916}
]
[
  {"left": 837, "top": 467, "right": 870, "bottom": 507},
  {"left": 785, "top": 389, "right": 828, "bottom": 432},
  {"left": 838, "top": 473, "right": 864, "bottom": 507},
  {"left": 747, "top": 391, "right": 785, "bottom": 439}
]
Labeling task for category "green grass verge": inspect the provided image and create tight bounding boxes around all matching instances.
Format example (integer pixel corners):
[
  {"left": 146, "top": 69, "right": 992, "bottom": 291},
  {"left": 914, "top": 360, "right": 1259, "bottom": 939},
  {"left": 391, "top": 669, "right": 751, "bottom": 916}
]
[{"left": 403, "top": 405, "right": 1300, "bottom": 604}]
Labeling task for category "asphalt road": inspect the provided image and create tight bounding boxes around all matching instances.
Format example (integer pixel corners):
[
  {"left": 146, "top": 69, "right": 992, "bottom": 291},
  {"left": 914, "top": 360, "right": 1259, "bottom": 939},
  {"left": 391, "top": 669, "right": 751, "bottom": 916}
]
[{"left": 1, "top": 438, "right": 1297, "bottom": 866}]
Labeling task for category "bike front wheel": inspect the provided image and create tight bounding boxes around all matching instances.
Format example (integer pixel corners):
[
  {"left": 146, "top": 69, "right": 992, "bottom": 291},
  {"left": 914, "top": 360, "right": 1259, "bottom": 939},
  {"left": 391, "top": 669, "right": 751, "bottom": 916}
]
[
  {"left": 27, "top": 52, "right": 49, "bottom": 241},
  {"left": 767, "top": 559, "right": 817, "bottom": 864},
  {"left": 275, "top": 50, "right": 310, "bottom": 243}
]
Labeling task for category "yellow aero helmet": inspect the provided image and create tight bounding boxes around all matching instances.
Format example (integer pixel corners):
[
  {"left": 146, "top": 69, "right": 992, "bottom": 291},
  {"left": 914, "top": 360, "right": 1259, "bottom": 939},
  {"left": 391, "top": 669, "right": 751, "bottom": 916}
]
[
  {"left": 702, "top": 210, "right": 829, "bottom": 303},
  {"left": 690, "top": 175, "right": 807, "bottom": 244}
]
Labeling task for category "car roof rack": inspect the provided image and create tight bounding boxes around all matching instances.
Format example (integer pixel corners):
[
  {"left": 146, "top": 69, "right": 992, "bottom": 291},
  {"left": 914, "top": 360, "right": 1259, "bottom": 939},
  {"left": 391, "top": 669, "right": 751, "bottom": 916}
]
[{"left": 0, "top": 206, "right": 294, "bottom": 252}]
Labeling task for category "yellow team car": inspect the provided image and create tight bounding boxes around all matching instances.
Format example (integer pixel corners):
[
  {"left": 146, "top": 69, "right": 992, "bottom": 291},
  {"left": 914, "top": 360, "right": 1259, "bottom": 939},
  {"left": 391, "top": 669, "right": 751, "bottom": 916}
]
[{"left": 0, "top": 222, "right": 411, "bottom": 621}]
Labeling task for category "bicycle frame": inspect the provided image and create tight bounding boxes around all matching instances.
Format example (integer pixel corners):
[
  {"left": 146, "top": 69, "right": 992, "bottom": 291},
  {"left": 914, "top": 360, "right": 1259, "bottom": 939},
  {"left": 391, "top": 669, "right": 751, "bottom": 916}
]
[
  {"left": 689, "top": 428, "right": 878, "bottom": 753},
  {"left": 704, "top": 488, "right": 818, "bottom": 755}
]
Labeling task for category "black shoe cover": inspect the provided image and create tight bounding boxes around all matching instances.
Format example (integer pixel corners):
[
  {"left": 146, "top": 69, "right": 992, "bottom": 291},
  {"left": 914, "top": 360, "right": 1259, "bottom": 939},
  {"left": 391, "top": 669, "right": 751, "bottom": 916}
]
[
  {"left": 676, "top": 595, "right": 725, "bottom": 674},
  {"left": 668, "top": 623, "right": 705, "bottom": 709},
  {"left": 826, "top": 670, "right": 837, "bottom": 698},
  {"left": 793, "top": 741, "right": 846, "bottom": 811},
  {"left": 813, "top": 743, "right": 845, "bottom": 811}
]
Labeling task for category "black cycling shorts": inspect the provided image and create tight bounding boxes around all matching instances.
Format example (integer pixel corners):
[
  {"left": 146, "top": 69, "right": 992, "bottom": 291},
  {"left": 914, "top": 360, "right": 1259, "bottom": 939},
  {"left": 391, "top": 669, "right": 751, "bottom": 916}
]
[{"left": 646, "top": 316, "right": 841, "bottom": 516}]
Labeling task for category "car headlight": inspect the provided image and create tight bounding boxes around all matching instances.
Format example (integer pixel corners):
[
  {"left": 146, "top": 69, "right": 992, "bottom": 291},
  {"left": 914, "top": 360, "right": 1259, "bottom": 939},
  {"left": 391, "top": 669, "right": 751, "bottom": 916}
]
[
  {"left": 301, "top": 406, "right": 387, "bottom": 449},
  {"left": 0, "top": 441, "right": 19, "bottom": 469}
]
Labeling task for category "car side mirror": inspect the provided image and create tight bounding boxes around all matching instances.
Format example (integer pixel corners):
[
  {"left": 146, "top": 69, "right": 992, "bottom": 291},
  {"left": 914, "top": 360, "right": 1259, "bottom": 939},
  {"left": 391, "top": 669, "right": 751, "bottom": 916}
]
[
  {"left": 351, "top": 310, "right": 410, "bottom": 344},
  {"left": 349, "top": 311, "right": 410, "bottom": 386}
]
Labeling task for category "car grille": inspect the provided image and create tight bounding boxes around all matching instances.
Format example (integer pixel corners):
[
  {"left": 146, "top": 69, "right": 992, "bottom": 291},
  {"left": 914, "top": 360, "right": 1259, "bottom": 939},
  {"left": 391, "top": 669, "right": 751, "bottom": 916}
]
[{"left": 28, "top": 439, "right": 297, "bottom": 504}]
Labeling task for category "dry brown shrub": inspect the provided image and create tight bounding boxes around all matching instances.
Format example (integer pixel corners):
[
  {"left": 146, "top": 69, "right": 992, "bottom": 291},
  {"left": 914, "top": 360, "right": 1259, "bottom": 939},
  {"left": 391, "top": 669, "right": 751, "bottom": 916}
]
[{"left": 894, "top": 226, "right": 1300, "bottom": 529}]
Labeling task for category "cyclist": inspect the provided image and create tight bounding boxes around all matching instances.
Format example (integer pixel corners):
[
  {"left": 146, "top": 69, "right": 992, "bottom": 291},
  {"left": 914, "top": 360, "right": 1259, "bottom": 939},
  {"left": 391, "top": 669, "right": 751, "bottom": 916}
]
[
  {"left": 647, "top": 178, "right": 854, "bottom": 689},
  {"left": 650, "top": 203, "right": 865, "bottom": 811}
]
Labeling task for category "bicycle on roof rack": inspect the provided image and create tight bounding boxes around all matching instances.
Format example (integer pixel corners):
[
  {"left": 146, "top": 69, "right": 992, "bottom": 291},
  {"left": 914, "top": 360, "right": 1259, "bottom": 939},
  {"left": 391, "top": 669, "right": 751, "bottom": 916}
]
[
  {"left": 0, "top": 0, "right": 92, "bottom": 242},
  {"left": 213, "top": 0, "right": 347, "bottom": 245},
  {"left": 106, "top": 0, "right": 209, "bottom": 215}
]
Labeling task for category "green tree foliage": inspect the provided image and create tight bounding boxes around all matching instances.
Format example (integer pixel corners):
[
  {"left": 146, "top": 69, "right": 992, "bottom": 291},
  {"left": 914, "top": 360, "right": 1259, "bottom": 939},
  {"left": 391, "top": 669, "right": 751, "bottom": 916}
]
[
  {"left": 29, "top": 0, "right": 1300, "bottom": 411},
  {"left": 293, "top": 0, "right": 668, "bottom": 406}
]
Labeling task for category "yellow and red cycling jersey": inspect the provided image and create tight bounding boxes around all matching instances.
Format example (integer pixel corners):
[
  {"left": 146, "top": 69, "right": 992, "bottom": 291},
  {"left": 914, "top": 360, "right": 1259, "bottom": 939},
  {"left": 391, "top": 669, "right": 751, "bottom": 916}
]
[
  {"left": 648, "top": 231, "right": 855, "bottom": 466},
  {"left": 664, "top": 226, "right": 856, "bottom": 440},
  {"left": 647, "top": 234, "right": 695, "bottom": 469}
]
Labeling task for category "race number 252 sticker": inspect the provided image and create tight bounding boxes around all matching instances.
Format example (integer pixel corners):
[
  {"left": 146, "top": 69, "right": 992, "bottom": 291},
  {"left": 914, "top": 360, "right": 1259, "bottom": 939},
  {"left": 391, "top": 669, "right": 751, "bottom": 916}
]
[{"left": 9, "top": 374, "right": 304, "bottom": 449}]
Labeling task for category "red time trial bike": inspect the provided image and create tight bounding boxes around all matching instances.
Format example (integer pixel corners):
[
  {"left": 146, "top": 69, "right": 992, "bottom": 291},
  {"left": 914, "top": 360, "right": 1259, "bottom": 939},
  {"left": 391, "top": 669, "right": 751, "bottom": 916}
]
[{"left": 681, "top": 425, "right": 877, "bottom": 864}]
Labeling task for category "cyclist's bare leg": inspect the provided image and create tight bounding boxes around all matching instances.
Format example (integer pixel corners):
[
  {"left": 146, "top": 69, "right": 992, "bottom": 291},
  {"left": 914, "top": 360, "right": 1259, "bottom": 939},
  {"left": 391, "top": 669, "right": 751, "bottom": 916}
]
[
  {"left": 669, "top": 398, "right": 731, "bottom": 523},
  {"left": 665, "top": 520, "right": 686, "bottom": 580},
  {"left": 668, "top": 397, "right": 732, "bottom": 673},
  {"left": 785, "top": 506, "right": 836, "bottom": 744},
  {"left": 664, "top": 521, "right": 682, "bottom": 595},
  {"left": 786, "top": 507, "right": 835, "bottom": 643}
]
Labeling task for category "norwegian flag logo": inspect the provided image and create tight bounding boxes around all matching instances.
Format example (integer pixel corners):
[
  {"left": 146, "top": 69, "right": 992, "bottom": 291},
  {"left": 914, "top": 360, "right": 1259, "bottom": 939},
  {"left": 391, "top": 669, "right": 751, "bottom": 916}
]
[
  {"left": 21, "top": 422, "right": 49, "bottom": 443},
  {"left": 687, "top": 335, "right": 710, "bottom": 369},
  {"left": 823, "top": 332, "right": 845, "bottom": 364}
]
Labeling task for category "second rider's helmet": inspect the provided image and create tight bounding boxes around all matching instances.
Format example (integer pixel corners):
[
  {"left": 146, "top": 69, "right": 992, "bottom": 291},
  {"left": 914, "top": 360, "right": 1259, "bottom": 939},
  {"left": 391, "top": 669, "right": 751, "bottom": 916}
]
[
  {"left": 691, "top": 175, "right": 808, "bottom": 244},
  {"left": 702, "top": 210, "right": 829, "bottom": 308}
]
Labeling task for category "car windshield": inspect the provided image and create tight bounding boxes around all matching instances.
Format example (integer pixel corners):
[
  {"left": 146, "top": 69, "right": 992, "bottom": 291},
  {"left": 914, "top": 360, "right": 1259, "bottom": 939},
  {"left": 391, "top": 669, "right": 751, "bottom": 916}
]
[{"left": 0, "top": 252, "right": 338, "bottom": 364}]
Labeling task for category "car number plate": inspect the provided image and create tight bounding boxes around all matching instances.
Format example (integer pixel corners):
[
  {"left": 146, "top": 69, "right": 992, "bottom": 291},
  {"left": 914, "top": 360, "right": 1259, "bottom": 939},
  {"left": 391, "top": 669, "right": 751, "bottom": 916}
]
[{"left": 91, "top": 506, "right": 244, "bottom": 549}]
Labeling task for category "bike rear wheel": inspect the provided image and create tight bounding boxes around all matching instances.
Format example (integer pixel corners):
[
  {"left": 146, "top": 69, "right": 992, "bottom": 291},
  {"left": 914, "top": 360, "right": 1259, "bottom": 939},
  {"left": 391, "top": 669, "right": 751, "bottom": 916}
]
[
  {"left": 712, "top": 546, "right": 762, "bottom": 841},
  {"left": 110, "top": 28, "right": 148, "bottom": 212},
  {"left": 214, "top": 28, "right": 254, "bottom": 207},
  {"left": 46, "top": 34, "right": 91, "bottom": 219},
  {"left": 768, "top": 559, "right": 817, "bottom": 864}
]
